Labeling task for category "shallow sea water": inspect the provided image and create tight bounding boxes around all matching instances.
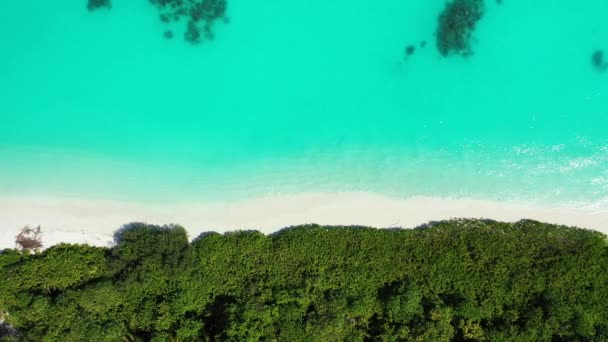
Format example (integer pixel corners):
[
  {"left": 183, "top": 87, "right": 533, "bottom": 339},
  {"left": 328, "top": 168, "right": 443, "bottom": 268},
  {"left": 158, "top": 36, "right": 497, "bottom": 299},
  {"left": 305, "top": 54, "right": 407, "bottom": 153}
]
[{"left": 1, "top": 0, "right": 607, "bottom": 206}]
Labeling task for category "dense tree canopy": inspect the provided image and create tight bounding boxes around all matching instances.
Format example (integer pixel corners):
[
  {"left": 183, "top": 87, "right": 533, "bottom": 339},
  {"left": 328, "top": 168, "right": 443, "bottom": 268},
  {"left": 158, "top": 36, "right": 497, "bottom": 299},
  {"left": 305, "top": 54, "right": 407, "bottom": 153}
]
[{"left": 1, "top": 219, "right": 607, "bottom": 341}]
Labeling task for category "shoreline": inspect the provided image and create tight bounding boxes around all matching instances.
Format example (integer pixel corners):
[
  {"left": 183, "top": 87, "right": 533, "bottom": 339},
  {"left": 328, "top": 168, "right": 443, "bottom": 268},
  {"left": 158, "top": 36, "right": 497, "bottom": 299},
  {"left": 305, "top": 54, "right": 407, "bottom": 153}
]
[{"left": 1, "top": 192, "right": 607, "bottom": 249}]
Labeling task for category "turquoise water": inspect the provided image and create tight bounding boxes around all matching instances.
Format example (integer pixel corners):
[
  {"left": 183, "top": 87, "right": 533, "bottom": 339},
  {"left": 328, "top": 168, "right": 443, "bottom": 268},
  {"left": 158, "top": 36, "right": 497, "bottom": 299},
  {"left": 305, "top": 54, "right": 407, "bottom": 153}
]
[{"left": 1, "top": 0, "right": 607, "bottom": 205}]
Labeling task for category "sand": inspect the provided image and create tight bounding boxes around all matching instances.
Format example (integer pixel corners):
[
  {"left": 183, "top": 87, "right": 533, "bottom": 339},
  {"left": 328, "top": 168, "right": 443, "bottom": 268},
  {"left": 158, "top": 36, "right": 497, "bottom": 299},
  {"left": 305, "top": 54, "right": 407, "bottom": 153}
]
[{"left": 1, "top": 192, "right": 607, "bottom": 249}]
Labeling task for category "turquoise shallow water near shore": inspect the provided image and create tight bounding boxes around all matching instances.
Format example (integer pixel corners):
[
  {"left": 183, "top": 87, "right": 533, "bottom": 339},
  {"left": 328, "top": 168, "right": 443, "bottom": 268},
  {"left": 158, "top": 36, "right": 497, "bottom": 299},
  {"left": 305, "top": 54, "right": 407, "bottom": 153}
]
[{"left": 1, "top": 0, "right": 607, "bottom": 205}]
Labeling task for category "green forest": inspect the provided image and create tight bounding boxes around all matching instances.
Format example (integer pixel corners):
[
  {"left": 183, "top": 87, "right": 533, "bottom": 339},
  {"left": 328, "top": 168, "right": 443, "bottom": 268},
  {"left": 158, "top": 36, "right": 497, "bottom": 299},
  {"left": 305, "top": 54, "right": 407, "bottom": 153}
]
[{"left": 1, "top": 219, "right": 607, "bottom": 341}]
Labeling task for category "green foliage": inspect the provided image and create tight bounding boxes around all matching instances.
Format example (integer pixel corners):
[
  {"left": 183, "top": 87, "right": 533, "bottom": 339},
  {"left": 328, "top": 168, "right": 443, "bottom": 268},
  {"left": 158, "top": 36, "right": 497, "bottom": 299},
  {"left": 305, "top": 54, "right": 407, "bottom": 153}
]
[
  {"left": 112, "top": 223, "right": 191, "bottom": 339},
  {"left": 1, "top": 219, "right": 607, "bottom": 341},
  {"left": 13, "top": 244, "right": 108, "bottom": 292}
]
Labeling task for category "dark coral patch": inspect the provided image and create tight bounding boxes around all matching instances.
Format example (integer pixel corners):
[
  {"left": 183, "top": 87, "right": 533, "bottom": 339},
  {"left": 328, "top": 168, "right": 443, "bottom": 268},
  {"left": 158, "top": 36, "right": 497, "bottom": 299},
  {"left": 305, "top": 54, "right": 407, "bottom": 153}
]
[
  {"left": 151, "top": 0, "right": 228, "bottom": 44},
  {"left": 87, "top": 0, "right": 111, "bottom": 11},
  {"left": 592, "top": 50, "right": 607, "bottom": 71},
  {"left": 436, "top": 0, "right": 484, "bottom": 57},
  {"left": 185, "top": 20, "right": 202, "bottom": 44},
  {"left": 164, "top": 30, "right": 174, "bottom": 39},
  {"left": 404, "top": 45, "right": 416, "bottom": 57},
  {"left": 160, "top": 13, "right": 171, "bottom": 23}
]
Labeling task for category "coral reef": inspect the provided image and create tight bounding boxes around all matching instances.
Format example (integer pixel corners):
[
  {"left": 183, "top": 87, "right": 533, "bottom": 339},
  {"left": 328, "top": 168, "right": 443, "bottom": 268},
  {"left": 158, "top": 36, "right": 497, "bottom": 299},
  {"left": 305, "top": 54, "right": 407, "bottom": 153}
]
[
  {"left": 592, "top": 50, "right": 607, "bottom": 71},
  {"left": 150, "top": 0, "right": 228, "bottom": 44},
  {"left": 87, "top": 0, "right": 111, "bottom": 11},
  {"left": 436, "top": 0, "right": 484, "bottom": 57},
  {"left": 404, "top": 45, "right": 416, "bottom": 57}
]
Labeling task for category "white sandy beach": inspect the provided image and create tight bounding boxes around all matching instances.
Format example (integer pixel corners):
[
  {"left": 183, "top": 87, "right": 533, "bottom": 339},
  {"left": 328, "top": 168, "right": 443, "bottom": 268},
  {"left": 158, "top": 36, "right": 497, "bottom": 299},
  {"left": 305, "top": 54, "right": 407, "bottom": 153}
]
[{"left": 1, "top": 192, "right": 607, "bottom": 249}]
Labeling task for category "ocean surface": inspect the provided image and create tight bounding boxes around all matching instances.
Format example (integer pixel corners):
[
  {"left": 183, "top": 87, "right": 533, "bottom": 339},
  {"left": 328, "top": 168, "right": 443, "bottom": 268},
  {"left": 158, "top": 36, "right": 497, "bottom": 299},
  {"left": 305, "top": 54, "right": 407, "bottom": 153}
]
[{"left": 1, "top": 0, "right": 607, "bottom": 206}]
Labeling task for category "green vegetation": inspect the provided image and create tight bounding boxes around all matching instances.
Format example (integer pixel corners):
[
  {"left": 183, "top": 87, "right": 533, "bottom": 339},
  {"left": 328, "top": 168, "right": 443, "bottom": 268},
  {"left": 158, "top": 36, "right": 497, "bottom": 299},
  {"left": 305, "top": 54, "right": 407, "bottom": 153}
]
[{"left": 1, "top": 219, "right": 608, "bottom": 341}]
